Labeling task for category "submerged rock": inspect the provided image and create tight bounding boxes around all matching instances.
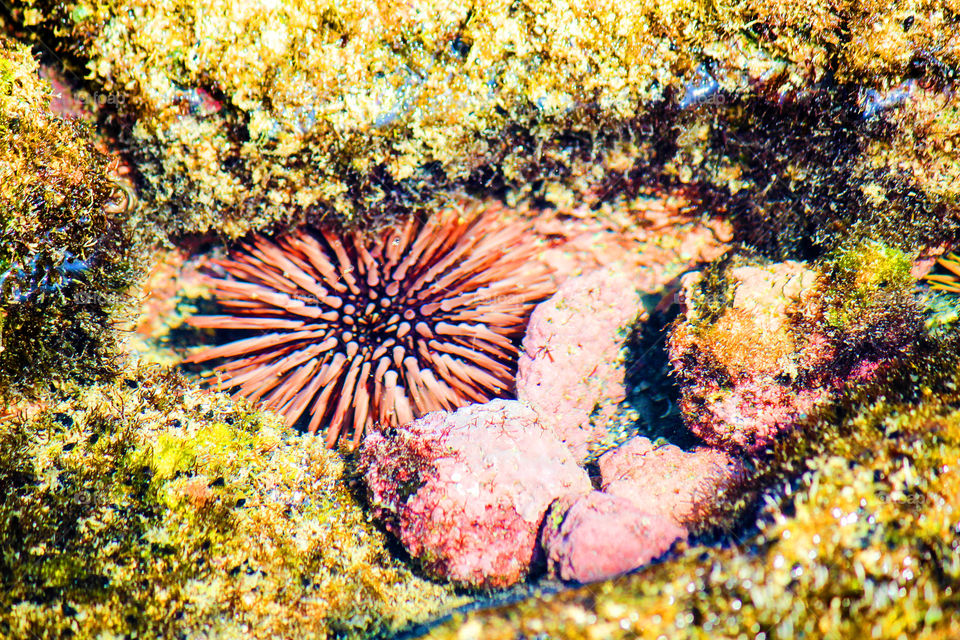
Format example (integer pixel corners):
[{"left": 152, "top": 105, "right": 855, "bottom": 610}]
[
  {"left": 0, "top": 0, "right": 851, "bottom": 236},
  {"left": 11, "top": 0, "right": 959, "bottom": 257},
  {"left": 360, "top": 400, "right": 591, "bottom": 588},
  {"left": 541, "top": 492, "right": 685, "bottom": 584},
  {"left": 419, "top": 247, "right": 960, "bottom": 639},
  {"left": 2, "top": 1, "right": 959, "bottom": 637},
  {"left": 598, "top": 436, "right": 745, "bottom": 528},
  {"left": 670, "top": 248, "right": 922, "bottom": 454},
  {"left": 422, "top": 389, "right": 960, "bottom": 639},
  {"left": 669, "top": 260, "right": 829, "bottom": 453},
  {"left": 517, "top": 265, "right": 643, "bottom": 461},
  {"left": 536, "top": 436, "right": 745, "bottom": 584}
]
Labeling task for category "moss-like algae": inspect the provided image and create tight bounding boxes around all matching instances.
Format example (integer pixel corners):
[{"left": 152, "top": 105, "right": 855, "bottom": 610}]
[
  {"left": 824, "top": 240, "right": 916, "bottom": 334},
  {"left": 3, "top": 0, "right": 958, "bottom": 253},
  {"left": 0, "top": 367, "right": 458, "bottom": 639},
  {"left": 0, "top": 35, "right": 134, "bottom": 400}
]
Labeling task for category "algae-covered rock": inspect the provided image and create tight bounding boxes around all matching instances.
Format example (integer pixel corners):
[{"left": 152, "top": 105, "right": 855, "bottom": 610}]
[
  {"left": 665, "top": 91, "right": 960, "bottom": 258},
  {"left": 866, "top": 84, "right": 960, "bottom": 215},
  {"left": 670, "top": 257, "right": 828, "bottom": 452},
  {"left": 670, "top": 246, "right": 924, "bottom": 454},
  {"left": 0, "top": 35, "right": 135, "bottom": 399},
  {"left": 823, "top": 239, "right": 920, "bottom": 350},
  {"left": 0, "top": 367, "right": 457, "bottom": 639},
  {"left": 6, "top": 0, "right": 958, "bottom": 246}
]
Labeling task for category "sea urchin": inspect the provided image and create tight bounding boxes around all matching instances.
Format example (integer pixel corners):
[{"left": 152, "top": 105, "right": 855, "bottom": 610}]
[
  {"left": 926, "top": 252, "right": 960, "bottom": 293},
  {"left": 185, "top": 205, "right": 555, "bottom": 448}
]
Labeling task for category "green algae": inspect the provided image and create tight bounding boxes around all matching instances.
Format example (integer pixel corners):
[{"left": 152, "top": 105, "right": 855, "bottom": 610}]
[
  {"left": 0, "top": 35, "right": 135, "bottom": 400},
  {"left": 824, "top": 240, "right": 917, "bottom": 333},
  {"left": 3, "top": 0, "right": 958, "bottom": 253},
  {"left": 829, "top": 241, "right": 914, "bottom": 304},
  {"left": 0, "top": 368, "right": 459, "bottom": 640},
  {"left": 923, "top": 291, "right": 960, "bottom": 340}
]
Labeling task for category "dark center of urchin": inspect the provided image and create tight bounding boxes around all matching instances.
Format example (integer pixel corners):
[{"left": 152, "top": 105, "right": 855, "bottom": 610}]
[{"left": 184, "top": 207, "right": 555, "bottom": 449}]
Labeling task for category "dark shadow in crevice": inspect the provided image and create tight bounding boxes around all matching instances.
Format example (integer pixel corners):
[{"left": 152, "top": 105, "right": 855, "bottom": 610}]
[{"left": 620, "top": 283, "right": 702, "bottom": 450}]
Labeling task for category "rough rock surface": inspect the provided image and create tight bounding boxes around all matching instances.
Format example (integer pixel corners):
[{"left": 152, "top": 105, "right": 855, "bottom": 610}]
[
  {"left": 360, "top": 400, "right": 591, "bottom": 588},
  {"left": 669, "top": 250, "right": 922, "bottom": 455},
  {"left": 517, "top": 265, "right": 643, "bottom": 461},
  {"left": 669, "top": 261, "right": 829, "bottom": 452},
  {"left": 526, "top": 201, "right": 732, "bottom": 285},
  {"left": 598, "top": 436, "right": 745, "bottom": 527},
  {"left": 541, "top": 491, "right": 685, "bottom": 583}
]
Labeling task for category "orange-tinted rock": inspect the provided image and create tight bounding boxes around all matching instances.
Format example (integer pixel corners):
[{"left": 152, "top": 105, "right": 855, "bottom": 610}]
[{"left": 669, "top": 261, "right": 831, "bottom": 452}]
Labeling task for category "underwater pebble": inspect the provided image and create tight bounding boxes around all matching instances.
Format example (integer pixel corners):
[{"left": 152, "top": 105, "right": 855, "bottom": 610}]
[
  {"left": 598, "top": 436, "right": 745, "bottom": 527},
  {"left": 360, "top": 399, "right": 591, "bottom": 588},
  {"left": 541, "top": 491, "right": 685, "bottom": 583},
  {"left": 517, "top": 265, "right": 643, "bottom": 462}
]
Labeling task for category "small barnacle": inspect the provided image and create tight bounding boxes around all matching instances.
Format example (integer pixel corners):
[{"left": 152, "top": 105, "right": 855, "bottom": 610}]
[{"left": 102, "top": 177, "right": 138, "bottom": 215}]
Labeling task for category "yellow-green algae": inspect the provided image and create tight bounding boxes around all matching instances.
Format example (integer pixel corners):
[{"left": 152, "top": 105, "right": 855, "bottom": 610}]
[
  {"left": 5, "top": 0, "right": 959, "bottom": 248},
  {"left": 418, "top": 272, "right": 960, "bottom": 640},
  {"left": 866, "top": 83, "right": 960, "bottom": 210},
  {"left": 0, "top": 367, "right": 459, "bottom": 639},
  {"left": 0, "top": 34, "right": 135, "bottom": 400},
  {"left": 663, "top": 87, "right": 960, "bottom": 258},
  {"left": 824, "top": 240, "right": 916, "bottom": 333}
]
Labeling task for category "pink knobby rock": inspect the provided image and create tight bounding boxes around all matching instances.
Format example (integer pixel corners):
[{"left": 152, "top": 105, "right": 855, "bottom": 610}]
[
  {"left": 598, "top": 436, "right": 745, "bottom": 527},
  {"left": 360, "top": 399, "right": 591, "bottom": 588},
  {"left": 517, "top": 265, "right": 643, "bottom": 461},
  {"left": 541, "top": 491, "right": 685, "bottom": 583}
]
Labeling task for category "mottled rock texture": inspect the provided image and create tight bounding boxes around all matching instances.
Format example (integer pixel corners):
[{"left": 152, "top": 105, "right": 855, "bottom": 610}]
[
  {"left": 517, "top": 265, "right": 643, "bottom": 461},
  {"left": 360, "top": 399, "right": 591, "bottom": 588},
  {"left": 10, "top": 0, "right": 959, "bottom": 262},
  {"left": 420, "top": 245, "right": 960, "bottom": 640},
  {"left": 541, "top": 491, "right": 685, "bottom": 583},
  {"left": 669, "top": 260, "right": 828, "bottom": 452},
  {"left": 598, "top": 436, "right": 745, "bottom": 528},
  {"left": 0, "top": 35, "right": 134, "bottom": 399},
  {"left": 669, "top": 248, "right": 922, "bottom": 455}
]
